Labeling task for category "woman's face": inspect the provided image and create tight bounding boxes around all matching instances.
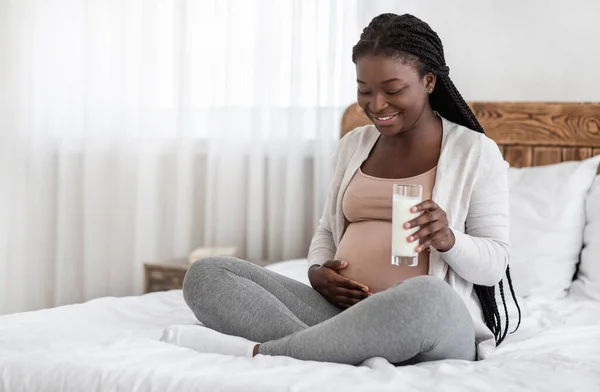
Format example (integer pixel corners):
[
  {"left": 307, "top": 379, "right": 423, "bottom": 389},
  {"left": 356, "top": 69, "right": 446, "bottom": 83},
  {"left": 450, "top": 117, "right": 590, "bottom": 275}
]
[{"left": 356, "top": 54, "right": 435, "bottom": 136}]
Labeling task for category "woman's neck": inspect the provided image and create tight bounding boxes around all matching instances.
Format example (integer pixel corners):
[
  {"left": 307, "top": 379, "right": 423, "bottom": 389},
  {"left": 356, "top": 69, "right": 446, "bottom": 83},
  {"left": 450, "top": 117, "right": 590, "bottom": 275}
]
[{"left": 380, "top": 109, "right": 439, "bottom": 147}]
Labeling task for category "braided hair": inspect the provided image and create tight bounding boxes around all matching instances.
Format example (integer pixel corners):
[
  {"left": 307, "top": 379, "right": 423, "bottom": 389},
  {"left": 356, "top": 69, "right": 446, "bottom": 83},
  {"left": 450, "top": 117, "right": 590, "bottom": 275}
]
[{"left": 353, "top": 13, "right": 521, "bottom": 345}]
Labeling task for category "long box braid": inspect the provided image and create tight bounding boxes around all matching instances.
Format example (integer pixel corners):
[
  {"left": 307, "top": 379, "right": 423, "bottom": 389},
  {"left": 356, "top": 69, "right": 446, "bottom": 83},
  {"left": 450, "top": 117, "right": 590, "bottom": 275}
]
[{"left": 352, "top": 13, "right": 521, "bottom": 345}]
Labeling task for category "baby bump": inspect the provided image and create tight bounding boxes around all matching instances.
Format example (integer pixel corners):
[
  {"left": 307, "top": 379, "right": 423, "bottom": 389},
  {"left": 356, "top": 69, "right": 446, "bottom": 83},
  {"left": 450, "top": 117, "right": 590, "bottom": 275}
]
[{"left": 334, "top": 221, "right": 429, "bottom": 293}]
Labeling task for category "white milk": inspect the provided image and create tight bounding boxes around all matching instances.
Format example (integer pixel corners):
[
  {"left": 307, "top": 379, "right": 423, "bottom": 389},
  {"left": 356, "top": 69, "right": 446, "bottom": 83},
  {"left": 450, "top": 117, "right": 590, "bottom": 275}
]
[{"left": 391, "top": 195, "right": 421, "bottom": 258}]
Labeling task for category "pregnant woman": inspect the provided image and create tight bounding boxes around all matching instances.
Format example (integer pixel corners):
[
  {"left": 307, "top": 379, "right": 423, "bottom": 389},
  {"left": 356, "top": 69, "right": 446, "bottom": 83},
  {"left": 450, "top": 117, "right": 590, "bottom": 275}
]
[{"left": 161, "top": 13, "right": 520, "bottom": 365}]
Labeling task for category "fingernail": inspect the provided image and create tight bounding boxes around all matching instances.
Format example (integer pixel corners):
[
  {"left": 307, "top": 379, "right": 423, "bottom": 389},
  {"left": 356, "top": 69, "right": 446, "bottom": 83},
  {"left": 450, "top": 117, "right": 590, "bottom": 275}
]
[
  {"left": 403, "top": 223, "right": 410, "bottom": 229},
  {"left": 363, "top": 287, "right": 369, "bottom": 292},
  {"left": 408, "top": 236, "right": 414, "bottom": 242},
  {"left": 411, "top": 207, "right": 418, "bottom": 212}
]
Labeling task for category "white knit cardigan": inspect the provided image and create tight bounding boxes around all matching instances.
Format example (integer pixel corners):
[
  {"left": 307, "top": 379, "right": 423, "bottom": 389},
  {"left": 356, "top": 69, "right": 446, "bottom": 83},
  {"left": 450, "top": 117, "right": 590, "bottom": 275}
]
[{"left": 308, "top": 117, "right": 510, "bottom": 358}]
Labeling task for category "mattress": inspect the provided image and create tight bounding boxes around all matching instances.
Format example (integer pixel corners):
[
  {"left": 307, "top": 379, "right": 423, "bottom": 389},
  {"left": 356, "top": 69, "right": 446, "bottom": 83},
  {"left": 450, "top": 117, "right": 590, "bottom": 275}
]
[{"left": 1, "top": 259, "right": 599, "bottom": 392}]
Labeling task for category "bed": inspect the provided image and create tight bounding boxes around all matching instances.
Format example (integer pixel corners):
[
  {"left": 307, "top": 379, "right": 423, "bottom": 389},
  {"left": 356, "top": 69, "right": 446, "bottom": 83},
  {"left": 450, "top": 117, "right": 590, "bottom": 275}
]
[{"left": 2, "top": 102, "right": 600, "bottom": 392}]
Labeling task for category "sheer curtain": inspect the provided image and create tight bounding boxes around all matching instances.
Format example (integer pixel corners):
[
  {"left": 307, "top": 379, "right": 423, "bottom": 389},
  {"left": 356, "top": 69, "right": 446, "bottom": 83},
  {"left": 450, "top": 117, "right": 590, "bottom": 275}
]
[{"left": 0, "top": 0, "right": 359, "bottom": 314}]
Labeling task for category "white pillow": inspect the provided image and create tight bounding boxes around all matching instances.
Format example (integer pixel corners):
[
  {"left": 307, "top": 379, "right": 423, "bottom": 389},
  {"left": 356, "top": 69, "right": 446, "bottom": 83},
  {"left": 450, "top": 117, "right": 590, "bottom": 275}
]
[
  {"left": 570, "top": 175, "right": 600, "bottom": 299},
  {"left": 508, "top": 156, "right": 600, "bottom": 298}
]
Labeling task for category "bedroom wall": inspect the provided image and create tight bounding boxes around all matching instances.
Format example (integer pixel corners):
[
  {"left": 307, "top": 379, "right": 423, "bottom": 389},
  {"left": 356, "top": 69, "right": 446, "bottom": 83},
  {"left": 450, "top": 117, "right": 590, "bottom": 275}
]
[{"left": 357, "top": 0, "right": 600, "bottom": 101}]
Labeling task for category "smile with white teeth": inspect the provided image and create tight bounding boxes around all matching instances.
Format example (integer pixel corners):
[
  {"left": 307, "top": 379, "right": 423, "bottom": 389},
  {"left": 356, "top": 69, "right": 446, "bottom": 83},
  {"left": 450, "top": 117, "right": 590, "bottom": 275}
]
[{"left": 372, "top": 113, "right": 399, "bottom": 121}]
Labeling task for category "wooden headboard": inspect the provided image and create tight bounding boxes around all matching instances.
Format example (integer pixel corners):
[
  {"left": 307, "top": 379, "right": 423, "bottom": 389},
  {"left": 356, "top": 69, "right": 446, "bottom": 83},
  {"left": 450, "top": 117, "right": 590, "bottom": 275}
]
[{"left": 341, "top": 102, "right": 600, "bottom": 169}]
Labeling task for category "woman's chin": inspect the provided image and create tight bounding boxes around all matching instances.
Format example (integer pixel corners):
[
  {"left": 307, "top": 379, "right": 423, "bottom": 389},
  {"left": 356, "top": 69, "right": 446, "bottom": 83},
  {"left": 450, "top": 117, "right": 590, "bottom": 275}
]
[
  {"left": 372, "top": 118, "right": 404, "bottom": 136},
  {"left": 375, "top": 125, "right": 403, "bottom": 137}
]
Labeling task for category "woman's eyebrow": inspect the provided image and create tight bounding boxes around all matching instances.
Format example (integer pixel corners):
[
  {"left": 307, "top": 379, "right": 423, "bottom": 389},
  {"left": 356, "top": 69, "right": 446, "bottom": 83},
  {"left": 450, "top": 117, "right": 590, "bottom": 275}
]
[
  {"left": 381, "top": 78, "right": 403, "bottom": 84},
  {"left": 356, "top": 78, "right": 404, "bottom": 84}
]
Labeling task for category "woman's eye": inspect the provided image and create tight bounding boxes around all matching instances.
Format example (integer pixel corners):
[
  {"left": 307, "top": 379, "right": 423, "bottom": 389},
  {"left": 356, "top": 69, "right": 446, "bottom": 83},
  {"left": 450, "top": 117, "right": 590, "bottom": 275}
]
[
  {"left": 386, "top": 89, "right": 404, "bottom": 95},
  {"left": 358, "top": 90, "right": 371, "bottom": 95}
]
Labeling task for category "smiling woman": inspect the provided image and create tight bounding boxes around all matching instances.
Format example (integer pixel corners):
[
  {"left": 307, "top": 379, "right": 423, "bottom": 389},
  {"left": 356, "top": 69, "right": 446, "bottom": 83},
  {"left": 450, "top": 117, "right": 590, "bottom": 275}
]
[
  {"left": 344, "top": 12, "right": 519, "bottom": 347},
  {"left": 353, "top": 14, "right": 482, "bottom": 134},
  {"left": 356, "top": 57, "right": 431, "bottom": 132},
  {"left": 162, "top": 12, "right": 520, "bottom": 367}
]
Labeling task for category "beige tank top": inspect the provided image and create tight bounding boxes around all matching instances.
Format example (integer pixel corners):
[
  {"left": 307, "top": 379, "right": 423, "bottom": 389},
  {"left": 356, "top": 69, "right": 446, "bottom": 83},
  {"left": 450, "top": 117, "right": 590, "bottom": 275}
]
[{"left": 334, "top": 166, "right": 437, "bottom": 293}]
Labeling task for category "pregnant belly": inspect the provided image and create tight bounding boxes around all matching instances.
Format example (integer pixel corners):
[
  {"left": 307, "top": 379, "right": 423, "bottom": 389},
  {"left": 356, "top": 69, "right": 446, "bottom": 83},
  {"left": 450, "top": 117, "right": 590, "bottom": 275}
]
[{"left": 334, "top": 221, "right": 429, "bottom": 293}]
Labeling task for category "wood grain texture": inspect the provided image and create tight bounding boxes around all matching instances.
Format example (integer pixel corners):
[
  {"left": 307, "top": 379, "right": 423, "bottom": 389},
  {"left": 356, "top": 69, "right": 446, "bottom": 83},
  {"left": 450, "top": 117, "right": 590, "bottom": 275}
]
[
  {"left": 497, "top": 144, "right": 506, "bottom": 156},
  {"left": 594, "top": 148, "right": 600, "bottom": 174},
  {"left": 562, "top": 147, "right": 593, "bottom": 161},
  {"left": 144, "top": 263, "right": 188, "bottom": 293},
  {"left": 341, "top": 103, "right": 370, "bottom": 137},
  {"left": 533, "top": 147, "right": 562, "bottom": 166},
  {"left": 469, "top": 102, "right": 600, "bottom": 147},
  {"left": 503, "top": 146, "right": 533, "bottom": 167},
  {"left": 340, "top": 102, "right": 600, "bottom": 168}
]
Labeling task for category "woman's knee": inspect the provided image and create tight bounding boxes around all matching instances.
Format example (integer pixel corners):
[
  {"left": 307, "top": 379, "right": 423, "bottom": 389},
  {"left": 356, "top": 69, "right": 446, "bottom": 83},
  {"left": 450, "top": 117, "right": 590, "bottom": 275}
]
[
  {"left": 182, "top": 256, "right": 241, "bottom": 308},
  {"left": 388, "top": 276, "right": 475, "bottom": 360},
  {"left": 390, "top": 275, "right": 453, "bottom": 298},
  {"left": 394, "top": 276, "right": 473, "bottom": 332},
  {"left": 385, "top": 275, "right": 467, "bottom": 316}
]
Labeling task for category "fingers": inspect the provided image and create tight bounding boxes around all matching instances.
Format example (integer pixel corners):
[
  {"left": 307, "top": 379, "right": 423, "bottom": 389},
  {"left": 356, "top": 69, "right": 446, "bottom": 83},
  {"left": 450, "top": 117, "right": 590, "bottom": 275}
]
[
  {"left": 331, "top": 273, "right": 369, "bottom": 292},
  {"left": 331, "top": 288, "right": 374, "bottom": 308},
  {"left": 403, "top": 200, "right": 454, "bottom": 253},
  {"left": 404, "top": 208, "right": 443, "bottom": 229},
  {"left": 334, "top": 296, "right": 362, "bottom": 308},
  {"left": 330, "top": 281, "right": 370, "bottom": 308},
  {"left": 404, "top": 200, "right": 449, "bottom": 230},
  {"left": 322, "top": 259, "right": 348, "bottom": 270},
  {"left": 410, "top": 199, "right": 438, "bottom": 213},
  {"left": 407, "top": 220, "right": 446, "bottom": 243},
  {"left": 320, "top": 261, "right": 369, "bottom": 292},
  {"left": 335, "top": 287, "right": 369, "bottom": 300},
  {"left": 414, "top": 234, "right": 433, "bottom": 253},
  {"left": 333, "top": 288, "right": 370, "bottom": 307},
  {"left": 335, "top": 300, "right": 351, "bottom": 309},
  {"left": 407, "top": 220, "right": 454, "bottom": 253},
  {"left": 319, "top": 260, "right": 372, "bottom": 308}
]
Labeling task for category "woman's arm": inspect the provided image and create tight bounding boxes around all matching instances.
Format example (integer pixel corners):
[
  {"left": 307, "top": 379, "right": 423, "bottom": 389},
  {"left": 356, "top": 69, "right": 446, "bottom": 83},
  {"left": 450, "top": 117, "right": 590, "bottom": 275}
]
[
  {"left": 307, "top": 138, "right": 344, "bottom": 267},
  {"left": 307, "top": 129, "right": 360, "bottom": 267},
  {"left": 441, "top": 138, "right": 510, "bottom": 286},
  {"left": 307, "top": 193, "right": 337, "bottom": 266}
]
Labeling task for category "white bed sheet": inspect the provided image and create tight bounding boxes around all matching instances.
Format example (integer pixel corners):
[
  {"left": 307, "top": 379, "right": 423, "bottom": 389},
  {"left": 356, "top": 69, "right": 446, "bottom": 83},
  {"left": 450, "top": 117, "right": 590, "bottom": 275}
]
[{"left": 1, "top": 259, "right": 599, "bottom": 392}]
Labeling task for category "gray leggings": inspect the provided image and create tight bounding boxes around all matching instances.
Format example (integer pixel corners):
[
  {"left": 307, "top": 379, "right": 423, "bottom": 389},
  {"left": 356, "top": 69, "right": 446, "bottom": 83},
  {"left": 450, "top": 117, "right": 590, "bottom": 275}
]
[{"left": 182, "top": 257, "right": 476, "bottom": 365}]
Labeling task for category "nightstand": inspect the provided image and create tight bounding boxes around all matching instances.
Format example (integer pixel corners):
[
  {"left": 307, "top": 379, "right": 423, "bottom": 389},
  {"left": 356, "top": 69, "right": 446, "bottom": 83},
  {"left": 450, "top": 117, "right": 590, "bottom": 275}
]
[
  {"left": 143, "top": 257, "right": 273, "bottom": 293},
  {"left": 144, "top": 259, "right": 189, "bottom": 293}
]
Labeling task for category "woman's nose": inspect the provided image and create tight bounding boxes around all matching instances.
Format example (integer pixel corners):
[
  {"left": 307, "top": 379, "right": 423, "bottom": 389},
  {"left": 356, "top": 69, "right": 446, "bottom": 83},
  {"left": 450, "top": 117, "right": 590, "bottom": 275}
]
[{"left": 371, "top": 93, "right": 388, "bottom": 113}]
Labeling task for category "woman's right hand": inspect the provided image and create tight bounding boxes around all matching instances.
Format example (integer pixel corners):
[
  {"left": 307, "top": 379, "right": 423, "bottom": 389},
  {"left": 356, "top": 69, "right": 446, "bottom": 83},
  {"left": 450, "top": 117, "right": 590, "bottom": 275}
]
[{"left": 308, "top": 260, "right": 371, "bottom": 309}]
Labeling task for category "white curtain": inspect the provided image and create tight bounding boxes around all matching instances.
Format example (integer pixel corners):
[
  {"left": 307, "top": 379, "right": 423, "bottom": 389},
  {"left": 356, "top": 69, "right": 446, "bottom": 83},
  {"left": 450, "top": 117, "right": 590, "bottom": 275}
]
[{"left": 0, "top": 0, "right": 359, "bottom": 314}]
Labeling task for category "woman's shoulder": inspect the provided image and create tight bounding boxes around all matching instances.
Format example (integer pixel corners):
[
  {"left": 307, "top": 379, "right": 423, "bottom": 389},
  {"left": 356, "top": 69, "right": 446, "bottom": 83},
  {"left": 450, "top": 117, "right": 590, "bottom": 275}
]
[
  {"left": 336, "top": 125, "right": 379, "bottom": 158},
  {"left": 340, "top": 124, "right": 378, "bottom": 146},
  {"left": 442, "top": 118, "right": 507, "bottom": 174},
  {"left": 442, "top": 118, "right": 502, "bottom": 157}
]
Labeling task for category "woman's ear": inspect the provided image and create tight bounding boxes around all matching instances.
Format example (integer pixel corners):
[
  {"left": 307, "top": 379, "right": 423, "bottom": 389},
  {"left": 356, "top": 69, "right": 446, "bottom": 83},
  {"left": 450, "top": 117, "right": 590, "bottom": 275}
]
[{"left": 425, "top": 72, "right": 436, "bottom": 93}]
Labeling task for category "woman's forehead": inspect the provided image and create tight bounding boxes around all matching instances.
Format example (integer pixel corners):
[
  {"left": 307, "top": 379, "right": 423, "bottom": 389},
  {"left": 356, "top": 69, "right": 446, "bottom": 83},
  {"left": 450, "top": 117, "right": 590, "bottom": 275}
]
[{"left": 356, "top": 55, "right": 420, "bottom": 83}]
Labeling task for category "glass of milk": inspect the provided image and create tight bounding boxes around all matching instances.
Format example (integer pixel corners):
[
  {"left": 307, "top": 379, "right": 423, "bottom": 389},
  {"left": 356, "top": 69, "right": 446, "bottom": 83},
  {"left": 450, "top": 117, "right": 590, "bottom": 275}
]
[{"left": 391, "top": 184, "right": 423, "bottom": 267}]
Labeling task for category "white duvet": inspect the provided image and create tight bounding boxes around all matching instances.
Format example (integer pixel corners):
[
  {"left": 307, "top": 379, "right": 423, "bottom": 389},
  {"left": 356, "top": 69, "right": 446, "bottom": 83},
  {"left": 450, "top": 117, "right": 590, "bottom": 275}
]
[{"left": 1, "top": 259, "right": 600, "bottom": 392}]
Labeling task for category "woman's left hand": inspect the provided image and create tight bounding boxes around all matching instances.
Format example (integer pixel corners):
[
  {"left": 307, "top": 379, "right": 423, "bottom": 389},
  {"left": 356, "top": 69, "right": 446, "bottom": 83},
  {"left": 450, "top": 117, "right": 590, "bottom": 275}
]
[{"left": 404, "top": 200, "right": 455, "bottom": 253}]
